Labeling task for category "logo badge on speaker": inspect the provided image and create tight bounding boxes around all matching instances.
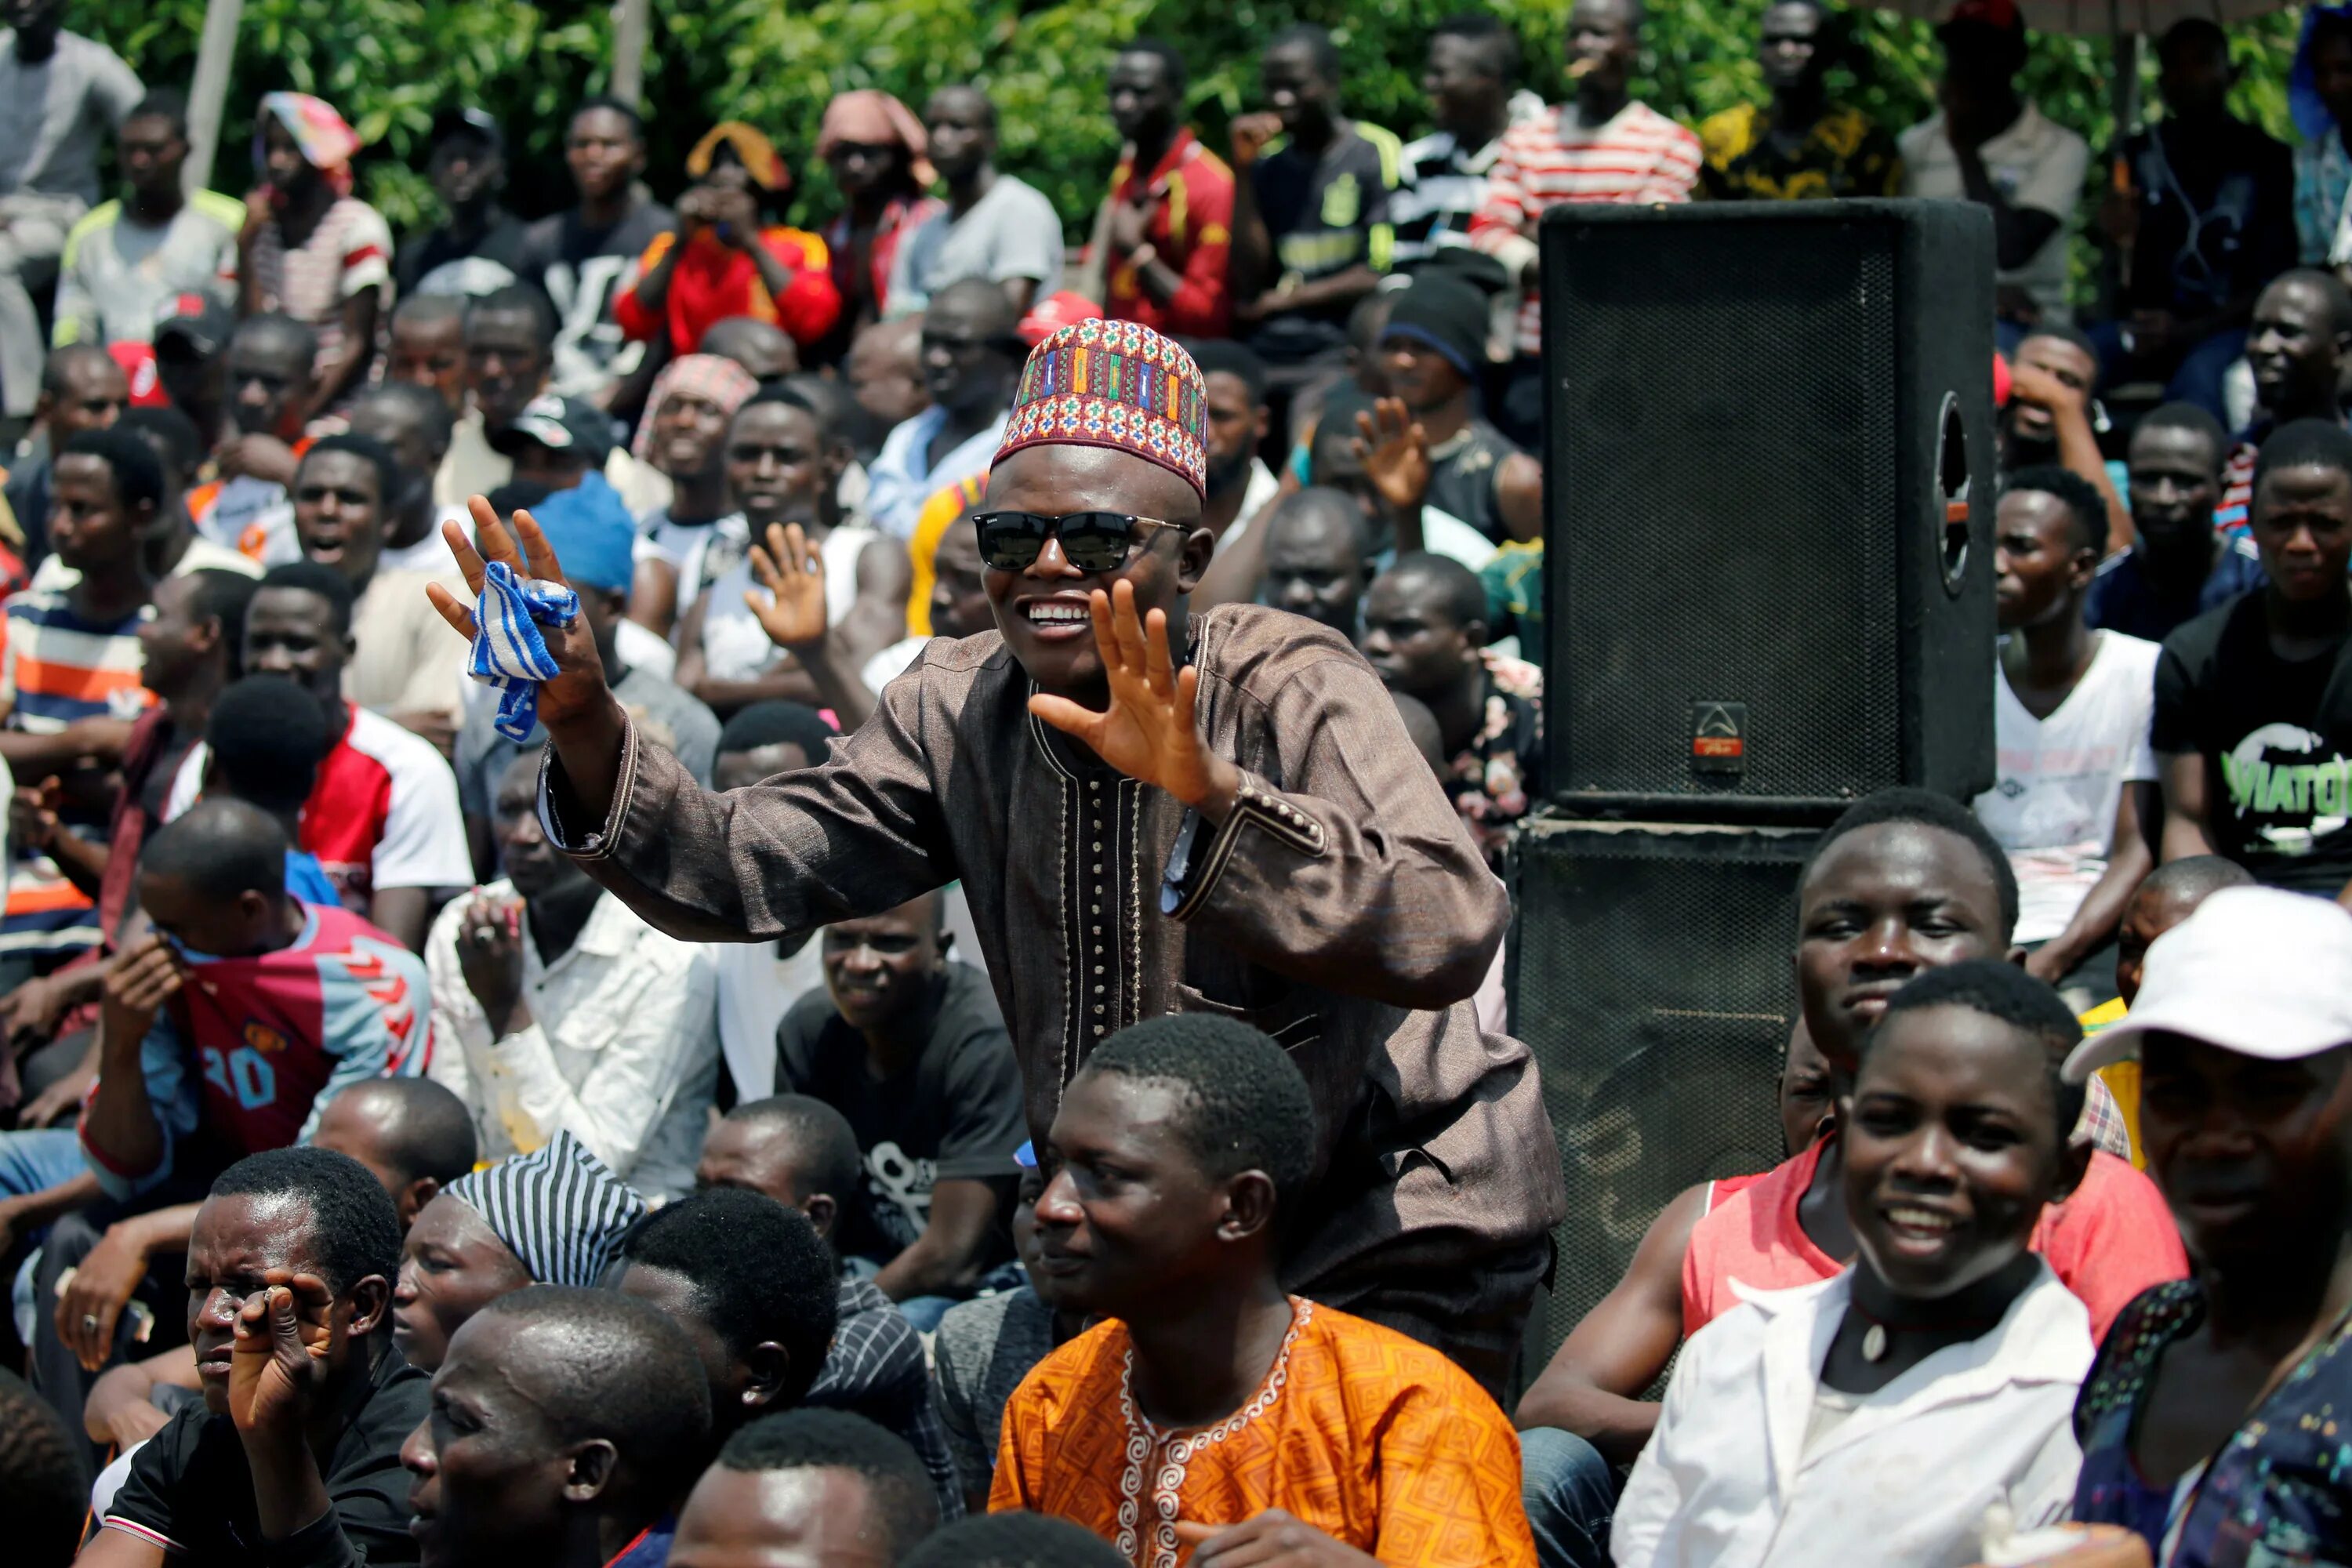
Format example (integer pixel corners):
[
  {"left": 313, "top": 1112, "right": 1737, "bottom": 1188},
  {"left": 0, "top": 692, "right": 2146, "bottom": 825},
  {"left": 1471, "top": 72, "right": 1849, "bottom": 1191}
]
[{"left": 1690, "top": 702, "right": 1747, "bottom": 776}]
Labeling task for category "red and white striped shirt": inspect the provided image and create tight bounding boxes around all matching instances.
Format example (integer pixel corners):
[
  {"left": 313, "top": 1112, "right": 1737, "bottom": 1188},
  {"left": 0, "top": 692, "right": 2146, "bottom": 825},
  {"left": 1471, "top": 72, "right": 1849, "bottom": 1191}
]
[
  {"left": 1472, "top": 100, "right": 1701, "bottom": 355},
  {"left": 245, "top": 196, "right": 393, "bottom": 376}
]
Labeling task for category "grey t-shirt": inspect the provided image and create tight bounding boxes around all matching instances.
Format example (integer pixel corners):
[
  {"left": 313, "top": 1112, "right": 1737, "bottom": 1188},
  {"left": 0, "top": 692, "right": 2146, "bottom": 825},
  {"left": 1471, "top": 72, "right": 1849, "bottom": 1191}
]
[
  {"left": 0, "top": 31, "right": 142, "bottom": 205},
  {"left": 931, "top": 1287, "right": 1059, "bottom": 1497},
  {"left": 886, "top": 174, "right": 1064, "bottom": 318},
  {"left": 456, "top": 662, "right": 720, "bottom": 818}
]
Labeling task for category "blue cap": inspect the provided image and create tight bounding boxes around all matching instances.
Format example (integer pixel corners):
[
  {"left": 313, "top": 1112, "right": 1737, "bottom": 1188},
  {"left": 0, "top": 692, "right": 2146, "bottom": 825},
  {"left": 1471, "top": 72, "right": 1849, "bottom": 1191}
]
[
  {"left": 1014, "top": 1140, "right": 1036, "bottom": 1169},
  {"left": 528, "top": 472, "right": 637, "bottom": 594}
]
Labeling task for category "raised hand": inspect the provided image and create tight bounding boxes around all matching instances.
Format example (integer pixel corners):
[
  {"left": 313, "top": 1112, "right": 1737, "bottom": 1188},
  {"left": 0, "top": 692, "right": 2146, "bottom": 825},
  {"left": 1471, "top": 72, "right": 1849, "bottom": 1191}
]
[
  {"left": 456, "top": 895, "right": 527, "bottom": 1029},
  {"left": 1352, "top": 396, "right": 1432, "bottom": 516},
  {"left": 1026, "top": 579, "right": 1237, "bottom": 815},
  {"left": 746, "top": 522, "right": 831, "bottom": 652},
  {"left": 426, "top": 495, "right": 612, "bottom": 731},
  {"left": 227, "top": 1270, "right": 339, "bottom": 1439},
  {"left": 1229, "top": 112, "right": 1283, "bottom": 169}
]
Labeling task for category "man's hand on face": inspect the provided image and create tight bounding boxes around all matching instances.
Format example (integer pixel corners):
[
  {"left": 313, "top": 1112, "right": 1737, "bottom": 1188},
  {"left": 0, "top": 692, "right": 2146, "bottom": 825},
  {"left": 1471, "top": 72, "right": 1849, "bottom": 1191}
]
[
  {"left": 1027, "top": 578, "right": 1241, "bottom": 820},
  {"left": 218, "top": 433, "right": 302, "bottom": 485},
  {"left": 228, "top": 1270, "right": 340, "bottom": 1443},
  {"left": 100, "top": 935, "right": 183, "bottom": 1050},
  {"left": 2007, "top": 361, "right": 2085, "bottom": 420},
  {"left": 1229, "top": 113, "right": 1283, "bottom": 169}
]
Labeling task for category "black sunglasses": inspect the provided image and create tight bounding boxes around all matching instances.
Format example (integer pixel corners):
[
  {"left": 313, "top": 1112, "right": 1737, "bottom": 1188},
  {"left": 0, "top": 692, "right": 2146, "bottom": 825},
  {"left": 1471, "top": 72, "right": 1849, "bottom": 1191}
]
[{"left": 971, "top": 510, "right": 1185, "bottom": 573}]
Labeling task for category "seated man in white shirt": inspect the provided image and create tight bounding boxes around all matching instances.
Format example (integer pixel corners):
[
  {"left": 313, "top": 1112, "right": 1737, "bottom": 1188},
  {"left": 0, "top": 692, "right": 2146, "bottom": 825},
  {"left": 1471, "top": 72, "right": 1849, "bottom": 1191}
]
[
  {"left": 1611, "top": 960, "right": 2096, "bottom": 1568},
  {"left": 426, "top": 750, "right": 718, "bottom": 1201},
  {"left": 1973, "top": 466, "right": 2160, "bottom": 1005}
]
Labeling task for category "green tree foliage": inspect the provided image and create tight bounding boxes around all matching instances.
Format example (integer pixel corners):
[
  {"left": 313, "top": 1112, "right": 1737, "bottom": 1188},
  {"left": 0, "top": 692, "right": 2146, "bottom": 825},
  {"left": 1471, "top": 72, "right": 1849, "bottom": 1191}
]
[{"left": 76, "top": 0, "right": 2313, "bottom": 299}]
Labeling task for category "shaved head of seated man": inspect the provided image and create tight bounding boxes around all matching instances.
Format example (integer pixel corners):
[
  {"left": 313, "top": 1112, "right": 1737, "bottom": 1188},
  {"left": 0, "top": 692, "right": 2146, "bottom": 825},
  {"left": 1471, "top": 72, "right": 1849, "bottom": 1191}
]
[{"left": 426, "top": 319, "right": 1563, "bottom": 1398}]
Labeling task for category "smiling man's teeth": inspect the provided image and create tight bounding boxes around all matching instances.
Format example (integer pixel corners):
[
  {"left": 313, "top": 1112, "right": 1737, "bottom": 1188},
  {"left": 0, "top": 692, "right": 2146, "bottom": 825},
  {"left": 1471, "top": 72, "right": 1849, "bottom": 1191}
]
[
  {"left": 1886, "top": 1206, "right": 1955, "bottom": 1230},
  {"left": 1029, "top": 602, "right": 1087, "bottom": 622}
]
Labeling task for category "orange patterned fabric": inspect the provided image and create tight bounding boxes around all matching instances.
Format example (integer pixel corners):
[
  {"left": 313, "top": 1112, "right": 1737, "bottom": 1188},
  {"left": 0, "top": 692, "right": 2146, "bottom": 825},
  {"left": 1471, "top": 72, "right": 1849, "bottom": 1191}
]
[{"left": 989, "top": 1298, "right": 1536, "bottom": 1568}]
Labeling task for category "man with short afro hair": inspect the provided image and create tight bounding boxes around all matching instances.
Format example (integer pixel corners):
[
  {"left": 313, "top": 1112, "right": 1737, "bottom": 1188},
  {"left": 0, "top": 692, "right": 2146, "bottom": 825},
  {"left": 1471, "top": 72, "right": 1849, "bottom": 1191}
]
[
  {"left": 402, "top": 1284, "right": 711, "bottom": 1568},
  {"left": 95, "top": 1145, "right": 430, "bottom": 1567},
  {"left": 615, "top": 1186, "right": 840, "bottom": 1444},
  {"left": 994, "top": 1014, "right": 1537, "bottom": 1564},
  {"left": 2154, "top": 415, "right": 2352, "bottom": 901},
  {"left": 670, "top": 1408, "right": 939, "bottom": 1568}
]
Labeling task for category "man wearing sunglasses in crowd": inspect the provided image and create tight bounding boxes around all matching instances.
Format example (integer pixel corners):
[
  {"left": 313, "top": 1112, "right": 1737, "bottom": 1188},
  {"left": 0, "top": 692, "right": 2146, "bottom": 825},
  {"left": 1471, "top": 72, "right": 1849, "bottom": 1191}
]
[{"left": 428, "top": 320, "right": 1563, "bottom": 1400}]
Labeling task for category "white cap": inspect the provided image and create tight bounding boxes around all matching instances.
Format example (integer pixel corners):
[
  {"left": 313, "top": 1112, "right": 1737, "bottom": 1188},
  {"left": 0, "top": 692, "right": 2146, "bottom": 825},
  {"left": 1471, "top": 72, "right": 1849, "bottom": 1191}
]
[{"left": 2063, "top": 886, "right": 2352, "bottom": 1080}]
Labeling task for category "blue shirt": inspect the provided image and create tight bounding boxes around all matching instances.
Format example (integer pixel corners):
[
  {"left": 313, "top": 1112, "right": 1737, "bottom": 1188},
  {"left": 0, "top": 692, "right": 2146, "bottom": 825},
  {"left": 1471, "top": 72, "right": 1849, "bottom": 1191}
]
[
  {"left": 2083, "top": 535, "right": 2267, "bottom": 645},
  {"left": 2074, "top": 1279, "right": 2352, "bottom": 1565},
  {"left": 862, "top": 405, "right": 1007, "bottom": 543},
  {"left": 285, "top": 850, "right": 338, "bottom": 908}
]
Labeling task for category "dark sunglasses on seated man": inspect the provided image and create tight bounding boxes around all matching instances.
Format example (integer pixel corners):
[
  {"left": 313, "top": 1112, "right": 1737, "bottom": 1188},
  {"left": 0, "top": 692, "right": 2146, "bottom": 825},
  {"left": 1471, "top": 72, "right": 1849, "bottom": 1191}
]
[{"left": 971, "top": 510, "right": 1187, "bottom": 573}]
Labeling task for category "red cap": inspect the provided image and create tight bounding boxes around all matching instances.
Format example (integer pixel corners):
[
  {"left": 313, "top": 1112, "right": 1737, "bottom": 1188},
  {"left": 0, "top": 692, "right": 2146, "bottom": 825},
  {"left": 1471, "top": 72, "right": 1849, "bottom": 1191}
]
[
  {"left": 109, "top": 341, "right": 167, "bottom": 408},
  {"left": 1944, "top": 0, "right": 2023, "bottom": 34},
  {"left": 1017, "top": 290, "right": 1103, "bottom": 348}
]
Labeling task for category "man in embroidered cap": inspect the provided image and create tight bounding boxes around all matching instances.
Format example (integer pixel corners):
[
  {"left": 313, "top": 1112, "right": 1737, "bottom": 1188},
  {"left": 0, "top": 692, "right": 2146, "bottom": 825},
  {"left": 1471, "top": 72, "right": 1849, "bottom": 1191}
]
[
  {"left": 390, "top": 1129, "right": 647, "bottom": 1371},
  {"left": 430, "top": 318, "right": 1564, "bottom": 1396}
]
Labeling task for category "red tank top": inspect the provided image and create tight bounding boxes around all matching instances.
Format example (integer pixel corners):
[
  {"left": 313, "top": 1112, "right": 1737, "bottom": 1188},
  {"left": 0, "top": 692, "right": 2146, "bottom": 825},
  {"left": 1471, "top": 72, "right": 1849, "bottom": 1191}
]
[{"left": 1681, "top": 1135, "right": 2188, "bottom": 1345}]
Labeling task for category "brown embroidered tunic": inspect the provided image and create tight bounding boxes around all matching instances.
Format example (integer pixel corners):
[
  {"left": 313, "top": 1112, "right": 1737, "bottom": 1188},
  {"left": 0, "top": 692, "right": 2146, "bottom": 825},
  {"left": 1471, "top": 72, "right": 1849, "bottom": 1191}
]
[{"left": 539, "top": 604, "right": 1565, "bottom": 1334}]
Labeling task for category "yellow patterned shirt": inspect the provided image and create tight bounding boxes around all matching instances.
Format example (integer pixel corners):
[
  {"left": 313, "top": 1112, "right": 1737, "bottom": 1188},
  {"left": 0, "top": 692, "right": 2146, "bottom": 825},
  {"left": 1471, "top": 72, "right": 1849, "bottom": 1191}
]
[{"left": 1697, "top": 102, "right": 1902, "bottom": 202}]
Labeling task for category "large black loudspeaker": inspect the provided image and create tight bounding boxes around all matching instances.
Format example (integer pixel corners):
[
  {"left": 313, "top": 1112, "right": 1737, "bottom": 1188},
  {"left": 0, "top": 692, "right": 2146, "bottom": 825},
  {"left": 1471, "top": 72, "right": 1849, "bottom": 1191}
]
[
  {"left": 1539, "top": 199, "right": 1998, "bottom": 822},
  {"left": 1508, "top": 818, "right": 1815, "bottom": 1370}
]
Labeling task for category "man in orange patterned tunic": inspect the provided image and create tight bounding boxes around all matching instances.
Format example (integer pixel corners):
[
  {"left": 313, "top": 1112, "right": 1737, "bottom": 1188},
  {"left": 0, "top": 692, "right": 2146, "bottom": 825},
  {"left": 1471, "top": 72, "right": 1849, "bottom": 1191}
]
[{"left": 989, "top": 1014, "right": 1534, "bottom": 1567}]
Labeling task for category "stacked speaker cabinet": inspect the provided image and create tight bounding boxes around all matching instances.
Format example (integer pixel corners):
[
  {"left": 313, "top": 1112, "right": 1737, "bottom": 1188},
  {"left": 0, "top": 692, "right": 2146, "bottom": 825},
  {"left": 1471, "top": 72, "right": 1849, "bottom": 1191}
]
[{"left": 1512, "top": 201, "right": 1997, "bottom": 1371}]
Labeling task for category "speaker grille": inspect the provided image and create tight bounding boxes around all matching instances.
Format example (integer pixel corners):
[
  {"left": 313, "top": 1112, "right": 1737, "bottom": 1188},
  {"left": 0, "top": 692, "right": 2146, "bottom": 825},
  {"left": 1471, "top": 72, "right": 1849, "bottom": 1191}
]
[
  {"left": 1546, "top": 214, "right": 1904, "bottom": 805},
  {"left": 1509, "top": 820, "right": 1813, "bottom": 1370}
]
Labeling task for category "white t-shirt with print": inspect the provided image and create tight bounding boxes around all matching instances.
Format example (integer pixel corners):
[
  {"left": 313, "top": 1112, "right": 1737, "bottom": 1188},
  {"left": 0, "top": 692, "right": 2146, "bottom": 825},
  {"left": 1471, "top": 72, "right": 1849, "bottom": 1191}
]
[{"left": 1974, "top": 630, "right": 2161, "bottom": 946}]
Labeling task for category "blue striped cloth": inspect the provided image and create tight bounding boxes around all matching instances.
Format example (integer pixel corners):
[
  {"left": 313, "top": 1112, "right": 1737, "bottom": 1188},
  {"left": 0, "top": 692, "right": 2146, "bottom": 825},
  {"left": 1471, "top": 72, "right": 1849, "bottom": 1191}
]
[{"left": 467, "top": 560, "right": 581, "bottom": 743}]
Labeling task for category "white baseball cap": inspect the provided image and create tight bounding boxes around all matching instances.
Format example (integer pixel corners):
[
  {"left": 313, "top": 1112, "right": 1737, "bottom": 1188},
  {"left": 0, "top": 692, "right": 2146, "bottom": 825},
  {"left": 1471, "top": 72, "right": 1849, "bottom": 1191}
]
[{"left": 2064, "top": 886, "right": 2352, "bottom": 1081}]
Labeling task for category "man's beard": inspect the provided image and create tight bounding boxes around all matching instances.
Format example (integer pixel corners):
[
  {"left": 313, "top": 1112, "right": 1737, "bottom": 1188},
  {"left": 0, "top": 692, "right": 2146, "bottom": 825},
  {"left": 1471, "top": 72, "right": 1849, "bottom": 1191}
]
[{"left": 1207, "top": 445, "right": 1254, "bottom": 498}]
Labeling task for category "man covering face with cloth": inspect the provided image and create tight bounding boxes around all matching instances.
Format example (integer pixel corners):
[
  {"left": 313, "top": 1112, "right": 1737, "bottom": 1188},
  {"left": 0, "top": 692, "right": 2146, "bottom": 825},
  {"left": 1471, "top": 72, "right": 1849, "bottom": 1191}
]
[{"left": 426, "top": 318, "right": 1563, "bottom": 1394}]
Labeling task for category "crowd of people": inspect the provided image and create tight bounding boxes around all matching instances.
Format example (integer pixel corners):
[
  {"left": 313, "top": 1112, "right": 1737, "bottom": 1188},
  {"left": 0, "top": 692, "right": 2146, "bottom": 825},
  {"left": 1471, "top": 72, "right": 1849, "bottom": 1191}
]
[{"left": 0, "top": 0, "right": 2343, "bottom": 1564}]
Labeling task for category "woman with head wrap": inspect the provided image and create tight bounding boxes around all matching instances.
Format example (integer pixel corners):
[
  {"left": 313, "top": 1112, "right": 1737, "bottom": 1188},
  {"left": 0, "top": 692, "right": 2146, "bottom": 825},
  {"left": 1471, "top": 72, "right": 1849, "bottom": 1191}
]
[
  {"left": 239, "top": 93, "right": 393, "bottom": 409},
  {"left": 816, "top": 90, "right": 944, "bottom": 354},
  {"left": 2291, "top": 6, "right": 2352, "bottom": 266},
  {"left": 390, "top": 1131, "right": 646, "bottom": 1370},
  {"left": 628, "top": 353, "right": 760, "bottom": 634},
  {"left": 612, "top": 122, "right": 844, "bottom": 359}
]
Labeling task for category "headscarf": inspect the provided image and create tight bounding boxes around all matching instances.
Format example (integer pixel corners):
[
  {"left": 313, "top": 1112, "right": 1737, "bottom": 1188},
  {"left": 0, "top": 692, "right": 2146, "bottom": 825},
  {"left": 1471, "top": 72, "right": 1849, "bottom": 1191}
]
[
  {"left": 442, "top": 1130, "right": 647, "bottom": 1287},
  {"left": 994, "top": 320, "right": 1210, "bottom": 499},
  {"left": 254, "top": 92, "right": 360, "bottom": 198},
  {"left": 2292, "top": 6, "right": 2352, "bottom": 144},
  {"left": 688, "top": 120, "right": 789, "bottom": 193},
  {"left": 816, "top": 89, "right": 937, "bottom": 188},
  {"left": 528, "top": 472, "right": 639, "bottom": 594},
  {"left": 907, "top": 472, "right": 988, "bottom": 637},
  {"left": 631, "top": 353, "right": 760, "bottom": 463}
]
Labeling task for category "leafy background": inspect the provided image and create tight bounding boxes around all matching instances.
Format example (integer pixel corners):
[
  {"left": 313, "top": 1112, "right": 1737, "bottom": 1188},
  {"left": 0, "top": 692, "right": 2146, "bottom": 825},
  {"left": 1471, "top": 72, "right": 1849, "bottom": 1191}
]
[{"left": 81, "top": 0, "right": 2314, "bottom": 306}]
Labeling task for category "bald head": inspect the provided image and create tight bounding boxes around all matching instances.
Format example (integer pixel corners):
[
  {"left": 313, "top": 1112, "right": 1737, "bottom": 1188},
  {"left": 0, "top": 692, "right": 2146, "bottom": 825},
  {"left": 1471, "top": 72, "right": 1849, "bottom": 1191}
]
[
  {"left": 2118, "top": 856, "right": 2257, "bottom": 1004},
  {"left": 314, "top": 1079, "right": 477, "bottom": 1190},
  {"left": 140, "top": 797, "right": 287, "bottom": 897},
  {"left": 1263, "top": 487, "right": 1370, "bottom": 639},
  {"left": 700, "top": 316, "right": 798, "bottom": 381},
  {"left": 466, "top": 1286, "right": 710, "bottom": 1472},
  {"left": 930, "top": 277, "right": 1018, "bottom": 342}
]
